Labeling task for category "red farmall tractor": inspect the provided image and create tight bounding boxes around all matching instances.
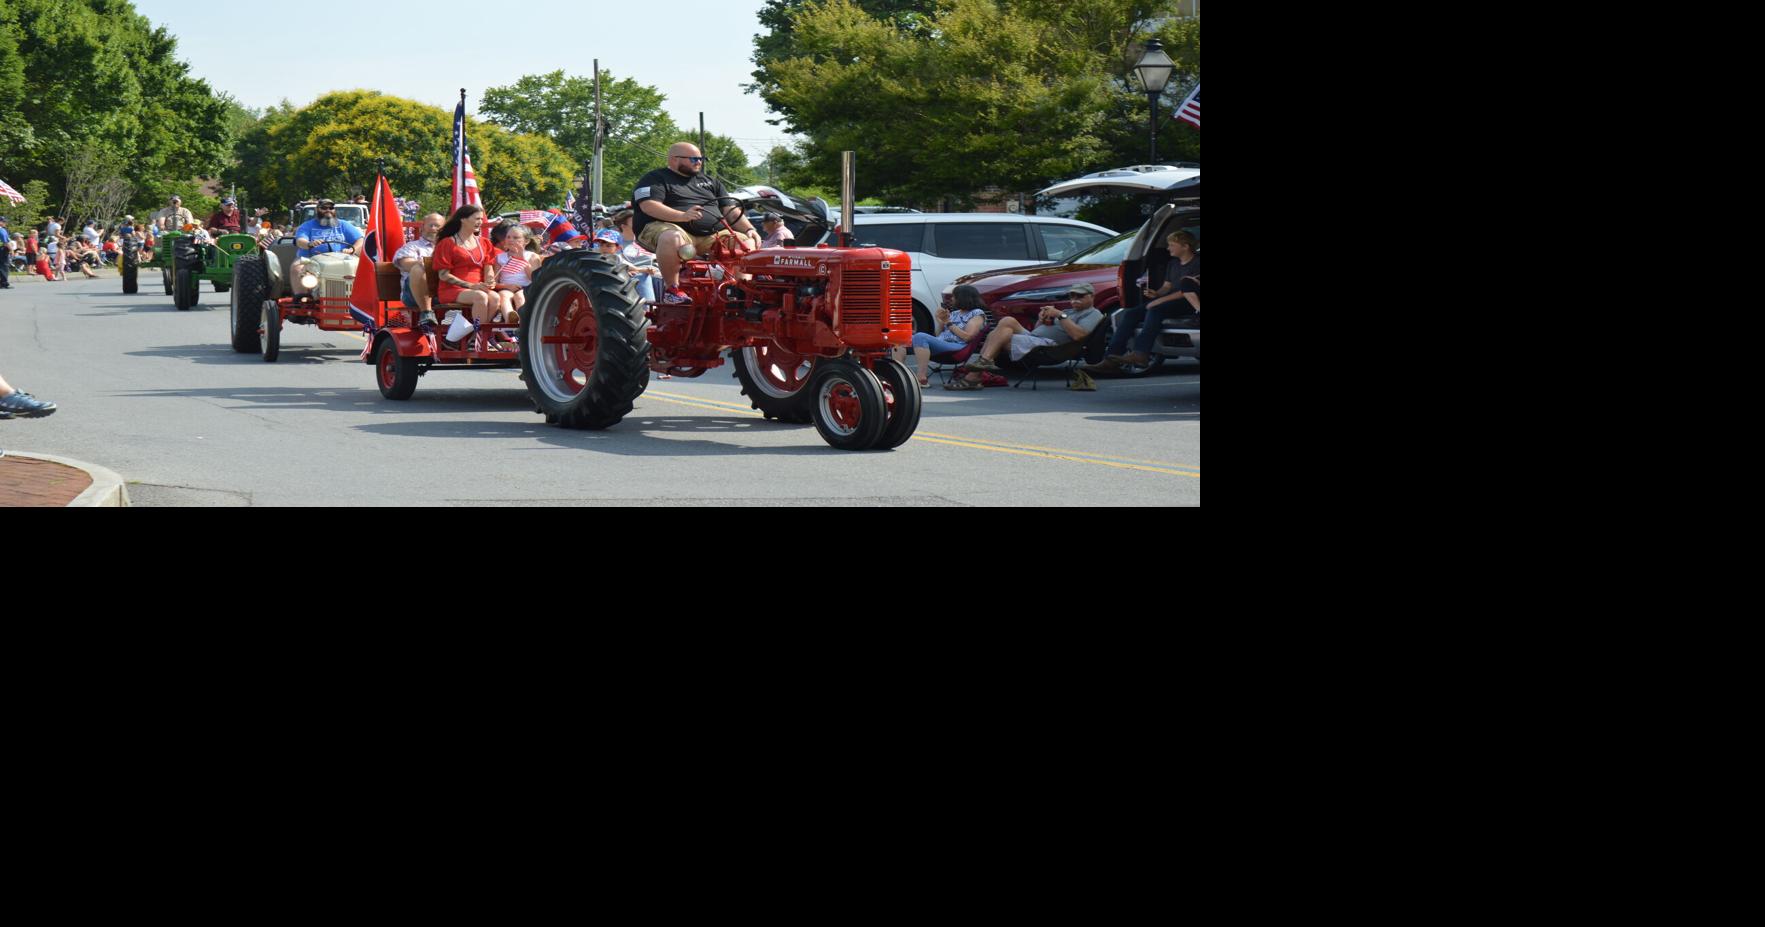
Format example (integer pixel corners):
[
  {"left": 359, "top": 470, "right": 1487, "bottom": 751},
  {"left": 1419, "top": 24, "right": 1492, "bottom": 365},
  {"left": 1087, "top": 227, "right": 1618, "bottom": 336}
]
[{"left": 518, "top": 156, "right": 923, "bottom": 451}]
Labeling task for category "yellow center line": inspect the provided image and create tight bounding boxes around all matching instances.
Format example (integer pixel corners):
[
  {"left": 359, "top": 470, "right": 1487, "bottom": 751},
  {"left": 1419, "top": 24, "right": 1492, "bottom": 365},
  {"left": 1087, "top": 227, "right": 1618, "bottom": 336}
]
[{"left": 640, "top": 389, "right": 1198, "bottom": 477}]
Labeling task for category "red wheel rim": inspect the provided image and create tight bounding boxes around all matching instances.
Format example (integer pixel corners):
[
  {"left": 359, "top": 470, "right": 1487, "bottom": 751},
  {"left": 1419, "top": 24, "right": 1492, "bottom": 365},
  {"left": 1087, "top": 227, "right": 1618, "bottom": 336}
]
[
  {"left": 378, "top": 348, "right": 397, "bottom": 390},
  {"left": 821, "top": 377, "right": 865, "bottom": 435},
  {"left": 745, "top": 342, "right": 813, "bottom": 399},
  {"left": 547, "top": 289, "right": 595, "bottom": 396}
]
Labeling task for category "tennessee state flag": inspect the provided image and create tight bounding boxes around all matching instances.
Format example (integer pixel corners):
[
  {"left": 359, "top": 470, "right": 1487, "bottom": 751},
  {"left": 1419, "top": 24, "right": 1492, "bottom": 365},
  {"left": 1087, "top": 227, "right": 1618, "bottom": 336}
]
[{"left": 350, "top": 172, "right": 409, "bottom": 323}]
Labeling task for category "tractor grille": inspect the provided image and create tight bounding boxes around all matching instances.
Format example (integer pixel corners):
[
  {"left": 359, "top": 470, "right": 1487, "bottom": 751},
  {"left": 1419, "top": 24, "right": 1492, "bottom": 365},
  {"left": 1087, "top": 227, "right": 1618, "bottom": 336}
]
[{"left": 842, "top": 268, "right": 915, "bottom": 332}]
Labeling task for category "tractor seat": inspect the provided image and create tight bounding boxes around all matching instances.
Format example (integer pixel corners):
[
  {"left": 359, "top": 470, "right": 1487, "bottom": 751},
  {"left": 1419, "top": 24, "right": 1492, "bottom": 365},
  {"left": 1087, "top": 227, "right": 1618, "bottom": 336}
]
[{"left": 374, "top": 262, "right": 402, "bottom": 302}]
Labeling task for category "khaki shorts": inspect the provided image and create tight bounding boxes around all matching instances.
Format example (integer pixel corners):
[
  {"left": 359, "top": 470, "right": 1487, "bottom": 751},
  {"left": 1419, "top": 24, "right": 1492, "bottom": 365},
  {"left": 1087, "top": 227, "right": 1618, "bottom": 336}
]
[{"left": 639, "top": 222, "right": 744, "bottom": 257}]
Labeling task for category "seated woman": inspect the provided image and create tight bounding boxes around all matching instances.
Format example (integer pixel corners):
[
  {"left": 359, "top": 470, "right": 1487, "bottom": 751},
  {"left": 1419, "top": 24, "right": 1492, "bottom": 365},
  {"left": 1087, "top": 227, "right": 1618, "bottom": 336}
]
[
  {"left": 895, "top": 284, "right": 988, "bottom": 387},
  {"left": 430, "top": 205, "right": 499, "bottom": 349}
]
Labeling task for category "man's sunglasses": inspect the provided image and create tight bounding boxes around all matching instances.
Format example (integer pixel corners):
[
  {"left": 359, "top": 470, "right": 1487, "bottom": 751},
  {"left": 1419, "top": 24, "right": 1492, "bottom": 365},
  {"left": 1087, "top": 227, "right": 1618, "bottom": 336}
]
[{"left": 675, "top": 156, "right": 706, "bottom": 163}]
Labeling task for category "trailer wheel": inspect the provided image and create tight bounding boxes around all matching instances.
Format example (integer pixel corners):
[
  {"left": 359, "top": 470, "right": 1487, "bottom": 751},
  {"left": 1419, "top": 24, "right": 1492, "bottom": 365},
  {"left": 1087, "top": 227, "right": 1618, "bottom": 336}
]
[
  {"left": 375, "top": 338, "right": 419, "bottom": 400},
  {"left": 732, "top": 342, "right": 816, "bottom": 423},
  {"left": 230, "top": 255, "right": 267, "bottom": 353},
  {"left": 263, "top": 301, "right": 280, "bottom": 363},
  {"left": 519, "top": 252, "right": 649, "bottom": 430},
  {"left": 121, "top": 247, "right": 138, "bottom": 295},
  {"left": 810, "top": 358, "right": 888, "bottom": 451},
  {"left": 870, "top": 357, "right": 923, "bottom": 451}
]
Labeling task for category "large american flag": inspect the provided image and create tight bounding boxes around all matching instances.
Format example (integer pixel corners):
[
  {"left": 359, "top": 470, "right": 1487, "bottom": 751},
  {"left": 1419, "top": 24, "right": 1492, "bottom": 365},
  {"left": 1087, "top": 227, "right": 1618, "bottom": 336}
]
[
  {"left": 1175, "top": 85, "right": 1200, "bottom": 130},
  {"left": 453, "top": 98, "right": 481, "bottom": 212},
  {"left": 0, "top": 178, "right": 25, "bottom": 205}
]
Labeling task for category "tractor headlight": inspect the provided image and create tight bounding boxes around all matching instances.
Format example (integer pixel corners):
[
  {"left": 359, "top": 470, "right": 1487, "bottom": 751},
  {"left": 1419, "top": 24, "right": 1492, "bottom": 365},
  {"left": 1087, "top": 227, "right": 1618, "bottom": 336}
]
[{"left": 300, "top": 273, "right": 319, "bottom": 290}]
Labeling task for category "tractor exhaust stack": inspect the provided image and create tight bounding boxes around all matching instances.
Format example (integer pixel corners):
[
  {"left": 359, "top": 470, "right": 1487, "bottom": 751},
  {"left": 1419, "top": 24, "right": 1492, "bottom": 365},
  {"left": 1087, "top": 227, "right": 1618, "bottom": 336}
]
[{"left": 841, "top": 151, "right": 856, "bottom": 247}]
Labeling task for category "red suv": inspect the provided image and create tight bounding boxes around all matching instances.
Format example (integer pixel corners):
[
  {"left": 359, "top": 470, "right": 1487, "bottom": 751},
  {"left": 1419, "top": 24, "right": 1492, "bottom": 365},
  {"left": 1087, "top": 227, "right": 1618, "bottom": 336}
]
[{"left": 942, "top": 229, "right": 1136, "bottom": 330}]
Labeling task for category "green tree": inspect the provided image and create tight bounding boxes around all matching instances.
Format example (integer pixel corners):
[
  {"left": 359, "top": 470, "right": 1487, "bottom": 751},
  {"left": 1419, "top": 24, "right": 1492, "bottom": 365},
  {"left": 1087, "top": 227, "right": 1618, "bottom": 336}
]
[
  {"left": 751, "top": 0, "right": 1198, "bottom": 205},
  {"left": 482, "top": 68, "right": 758, "bottom": 207},
  {"left": 0, "top": 0, "right": 231, "bottom": 216},
  {"left": 228, "top": 91, "right": 573, "bottom": 216}
]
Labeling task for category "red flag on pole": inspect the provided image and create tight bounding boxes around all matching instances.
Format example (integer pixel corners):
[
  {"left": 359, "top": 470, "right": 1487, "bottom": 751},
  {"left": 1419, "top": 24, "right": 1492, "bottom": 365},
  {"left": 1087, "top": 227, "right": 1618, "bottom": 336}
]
[{"left": 350, "top": 172, "right": 408, "bottom": 322}]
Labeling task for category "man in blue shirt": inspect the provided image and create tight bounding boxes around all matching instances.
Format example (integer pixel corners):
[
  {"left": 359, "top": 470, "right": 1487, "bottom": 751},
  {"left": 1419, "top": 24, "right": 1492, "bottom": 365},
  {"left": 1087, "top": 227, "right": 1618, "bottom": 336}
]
[
  {"left": 0, "top": 216, "right": 13, "bottom": 289},
  {"left": 291, "top": 199, "right": 362, "bottom": 295}
]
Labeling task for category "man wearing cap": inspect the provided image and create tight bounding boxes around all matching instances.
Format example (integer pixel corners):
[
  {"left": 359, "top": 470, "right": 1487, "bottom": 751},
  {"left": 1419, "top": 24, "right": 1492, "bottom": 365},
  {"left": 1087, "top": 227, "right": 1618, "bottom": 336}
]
[
  {"left": 207, "top": 198, "right": 244, "bottom": 235},
  {"left": 759, "top": 214, "right": 794, "bottom": 249},
  {"left": 0, "top": 216, "right": 13, "bottom": 289},
  {"left": 592, "top": 227, "right": 660, "bottom": 303},
  {"left": 153, "top": 196, "right": 194, "bottom": 231},
  {"left": 290, "top": 199, "right": 363, "bottom": 296},
  {"left": 945, "top": 284, "right": 1103, "bottom": 391}
]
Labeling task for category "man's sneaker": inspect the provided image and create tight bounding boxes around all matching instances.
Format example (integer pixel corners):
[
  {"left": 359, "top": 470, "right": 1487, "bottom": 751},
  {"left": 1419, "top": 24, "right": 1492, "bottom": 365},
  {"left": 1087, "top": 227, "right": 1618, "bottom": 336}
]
[
  {"left": 1082, "top": 357, "right": 1124, "bottom": 374},
  {"left": 0, "top": 391, "right": 56, "bottom": 418},
  {"left": 965, "top": 354, "right": 999, "bottom": 372},
  {"left": 415, "top": 310, "right": 439, "bottom": 332},
  {"left": 661, "top": 289, "right": 692, "bottom": 305}
]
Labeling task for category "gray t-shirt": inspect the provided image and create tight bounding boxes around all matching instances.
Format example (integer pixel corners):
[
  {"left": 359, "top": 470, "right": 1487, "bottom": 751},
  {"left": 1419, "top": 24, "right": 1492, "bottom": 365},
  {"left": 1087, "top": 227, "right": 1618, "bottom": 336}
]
[{"left": 1031, "top": 307, "right": 1102, "bottom": 345}]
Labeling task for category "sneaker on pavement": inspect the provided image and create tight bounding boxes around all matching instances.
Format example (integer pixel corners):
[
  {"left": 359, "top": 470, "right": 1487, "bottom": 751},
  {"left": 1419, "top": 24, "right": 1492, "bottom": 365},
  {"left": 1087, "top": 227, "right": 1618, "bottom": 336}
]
[
  {"left": 1082, "top": 357, "right": 1124, "bottom": 374},
  {"left": 0, "top": 391, "right": 55, "bottom": 418}
]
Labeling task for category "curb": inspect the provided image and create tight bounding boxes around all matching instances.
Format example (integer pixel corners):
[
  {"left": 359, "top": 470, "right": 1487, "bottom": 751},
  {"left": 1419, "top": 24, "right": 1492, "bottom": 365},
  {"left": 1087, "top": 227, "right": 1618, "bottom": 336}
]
[{"left": 4, "top": 453, "right": 130, "bottom": 507}]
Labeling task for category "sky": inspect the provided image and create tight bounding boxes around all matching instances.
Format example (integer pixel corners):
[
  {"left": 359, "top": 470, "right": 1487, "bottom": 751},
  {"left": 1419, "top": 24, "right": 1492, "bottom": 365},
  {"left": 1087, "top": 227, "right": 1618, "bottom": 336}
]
[{"left": 132, "top": 0, "right": 793, "bottom": 165}]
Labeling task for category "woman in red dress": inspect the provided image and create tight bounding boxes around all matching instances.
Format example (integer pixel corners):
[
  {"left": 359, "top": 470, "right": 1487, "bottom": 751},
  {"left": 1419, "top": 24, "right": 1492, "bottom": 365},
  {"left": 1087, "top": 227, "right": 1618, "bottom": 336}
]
[{"left": 431, "top": 205, "right": 499, "bottom": 345}]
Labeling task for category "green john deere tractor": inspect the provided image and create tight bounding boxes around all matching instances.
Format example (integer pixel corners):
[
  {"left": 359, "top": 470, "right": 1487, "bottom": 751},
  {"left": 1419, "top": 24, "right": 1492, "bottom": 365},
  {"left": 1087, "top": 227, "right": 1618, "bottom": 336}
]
[{"left": 120, "top": 228, "right": 256, "bottom": 311}]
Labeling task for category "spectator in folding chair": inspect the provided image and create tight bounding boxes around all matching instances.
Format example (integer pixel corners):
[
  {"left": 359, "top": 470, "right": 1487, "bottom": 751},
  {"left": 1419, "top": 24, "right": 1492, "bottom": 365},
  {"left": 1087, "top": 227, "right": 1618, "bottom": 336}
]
[
  {"left": 946, "top": 283, "right": 1103, "bottom": 391},
  {"left": 896, "top": 284, "right": 988, "bottom": 387}
]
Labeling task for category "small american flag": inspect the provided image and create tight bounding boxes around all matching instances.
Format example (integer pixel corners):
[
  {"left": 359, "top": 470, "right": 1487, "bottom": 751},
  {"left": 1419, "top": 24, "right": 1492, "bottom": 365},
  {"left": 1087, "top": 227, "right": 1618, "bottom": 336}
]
[
  {"left": 518, "top": 210, "right": 549, "bottom": 227},
  {"left": 0, "top": 179, "right": 25, "bottom": 205},
  {"left": 1175, "top": 85, "right": 1200, "bottom": 129},
  {"left": 453, "top": 97, "right": 481, "bottom": 212},
  {"left": 501, "top": 254, "right": 529, "bottom": 280}
]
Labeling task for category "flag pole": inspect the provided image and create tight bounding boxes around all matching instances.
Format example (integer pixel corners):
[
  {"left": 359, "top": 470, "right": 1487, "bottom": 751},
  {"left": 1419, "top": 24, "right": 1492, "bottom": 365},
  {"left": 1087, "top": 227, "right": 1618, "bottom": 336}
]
[{"left": 593, "top": 60, "right": 604, "bottom": 215}]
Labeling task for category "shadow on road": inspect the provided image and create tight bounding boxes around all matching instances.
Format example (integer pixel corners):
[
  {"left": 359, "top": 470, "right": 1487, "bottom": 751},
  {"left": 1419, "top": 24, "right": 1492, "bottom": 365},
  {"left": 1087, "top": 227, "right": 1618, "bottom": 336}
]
[
  {"left": 354, "top": 415, "right": 852, "bottom": 458},
  {"left": 123, "top": 343, "right": 366, "bottom": 365}
]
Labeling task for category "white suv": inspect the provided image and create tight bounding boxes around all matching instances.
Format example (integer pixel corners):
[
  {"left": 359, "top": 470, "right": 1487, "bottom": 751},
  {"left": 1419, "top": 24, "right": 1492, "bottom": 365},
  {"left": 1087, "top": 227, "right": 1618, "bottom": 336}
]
[{"left": 849, "top": 214, "right": 1115, "bottom": 332}]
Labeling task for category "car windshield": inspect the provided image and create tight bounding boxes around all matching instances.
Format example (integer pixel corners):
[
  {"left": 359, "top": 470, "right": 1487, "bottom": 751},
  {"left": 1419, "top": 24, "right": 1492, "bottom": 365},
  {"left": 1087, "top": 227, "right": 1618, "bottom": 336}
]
[{"left": 1063, "top": 228, "right": 1136, "bottom": 266}]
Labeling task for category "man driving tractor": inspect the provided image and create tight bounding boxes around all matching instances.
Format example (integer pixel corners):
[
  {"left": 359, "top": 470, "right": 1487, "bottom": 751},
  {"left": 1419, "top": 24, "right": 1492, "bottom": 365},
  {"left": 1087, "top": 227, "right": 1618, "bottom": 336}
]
[
  {"left": 153, "top": 195, "right": 195, "bottom": 232},
  {"left": 291, "top": 198, "right": 363, "bottom": 297},
  {"left": 632, "top": 142, "right": 760, "bottom": 304}
]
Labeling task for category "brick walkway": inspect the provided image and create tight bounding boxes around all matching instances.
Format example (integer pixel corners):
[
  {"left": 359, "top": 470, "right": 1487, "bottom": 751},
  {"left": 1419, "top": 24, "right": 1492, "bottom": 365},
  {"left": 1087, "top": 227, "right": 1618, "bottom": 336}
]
[{"left": 0, "top": 455, "right": 93, "bottom": 506}]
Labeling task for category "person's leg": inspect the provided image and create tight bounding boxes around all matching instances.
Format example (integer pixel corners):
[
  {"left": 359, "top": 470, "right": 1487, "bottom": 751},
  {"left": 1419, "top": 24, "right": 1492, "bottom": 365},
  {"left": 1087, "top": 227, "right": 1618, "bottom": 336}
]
[
  {"left": 655, "top": 228, "right": 687, "bottom": 290},
  {"left": 1106, "top": 306, "right": 1146, "bottom": 358},
  {"left": 1127, "top": 302, "right": 1180, "bottom": 362},
  {"left": 460, "top": 290, "right": 495, "bottom": 347}
]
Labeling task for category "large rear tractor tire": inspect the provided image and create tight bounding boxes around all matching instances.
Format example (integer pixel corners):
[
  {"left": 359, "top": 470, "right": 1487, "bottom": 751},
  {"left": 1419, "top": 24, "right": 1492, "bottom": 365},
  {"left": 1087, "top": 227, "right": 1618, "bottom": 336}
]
[
  {"left": 230, "top": 255, "right": 267, "bottom": 354},
  {"left": 519, "top": 251, "right": 650, "bottom": 430},
  {"left": 870, "top": 357, "right": 924, "bottom": 451},
  {"left": 732, "top": 342, "right": 816, "bottom": 423},
  {"left": 810, "top": 358, "right": 889, "bottom": 451}
]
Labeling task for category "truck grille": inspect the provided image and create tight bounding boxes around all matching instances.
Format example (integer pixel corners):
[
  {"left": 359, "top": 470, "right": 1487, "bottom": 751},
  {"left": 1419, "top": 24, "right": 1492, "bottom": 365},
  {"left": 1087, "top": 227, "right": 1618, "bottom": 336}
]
[{"left": 842, "top": 268, "right": 914, "bottom": 331}]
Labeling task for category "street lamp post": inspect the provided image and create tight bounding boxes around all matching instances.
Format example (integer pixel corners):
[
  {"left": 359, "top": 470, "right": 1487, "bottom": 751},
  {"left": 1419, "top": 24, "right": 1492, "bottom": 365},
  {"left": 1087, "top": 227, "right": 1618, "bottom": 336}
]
[{"left": 1134, "top": 39, "right": 1176, "bottom": 164}]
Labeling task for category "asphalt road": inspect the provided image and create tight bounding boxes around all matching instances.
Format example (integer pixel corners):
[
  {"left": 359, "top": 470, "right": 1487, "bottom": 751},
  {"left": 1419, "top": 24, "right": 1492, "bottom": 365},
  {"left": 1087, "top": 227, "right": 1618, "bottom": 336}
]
[{"left": 0, "top": 273, "right": 1200, "bottom": 506}]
